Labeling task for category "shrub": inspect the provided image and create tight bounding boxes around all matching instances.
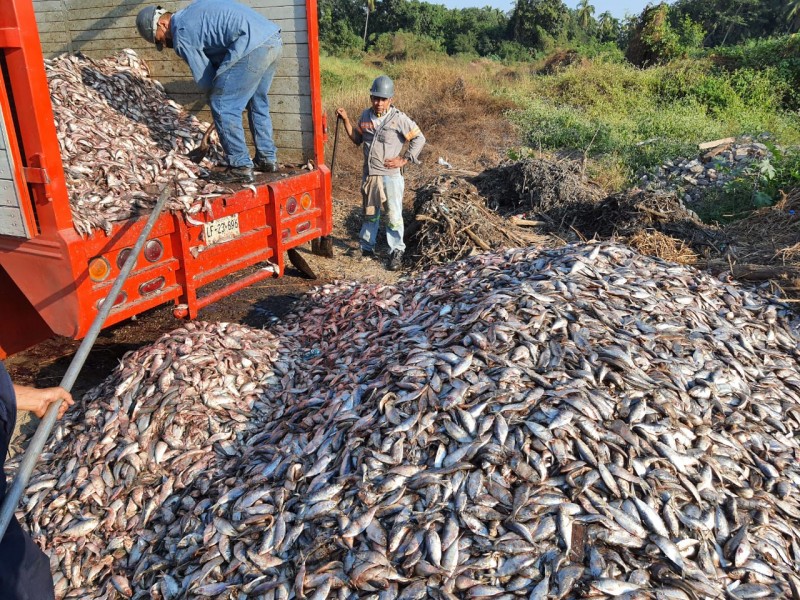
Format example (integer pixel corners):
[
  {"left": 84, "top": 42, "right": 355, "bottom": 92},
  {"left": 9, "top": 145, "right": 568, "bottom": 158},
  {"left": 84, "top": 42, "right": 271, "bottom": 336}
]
[
  {"left": 712, "top": 35, "right": 800, "bottom": 110},
  {"left": 493, "top": 41, "right": 534, "bottom": 63},
  {"left": 320, "top": 20, "right": 364, "bottom": 58},
  {"left": 371, "top": 32, "right": 444, "bottom": 61},
  {"left": 626, "top": 4, "right": 683, "bottom": 66}
]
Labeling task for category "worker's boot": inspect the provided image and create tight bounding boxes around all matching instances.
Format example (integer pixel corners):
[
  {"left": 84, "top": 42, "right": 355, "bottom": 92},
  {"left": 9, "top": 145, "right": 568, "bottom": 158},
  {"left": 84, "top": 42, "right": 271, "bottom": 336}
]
[
  {"left": 210, "top": 166, "right": 255, "bottom": 184},
  {"left": 387, "top": 250, "right": 403, "bottom": 271},
  {"left": 254, "top": 158, "right": 279, "bottom": 173}
]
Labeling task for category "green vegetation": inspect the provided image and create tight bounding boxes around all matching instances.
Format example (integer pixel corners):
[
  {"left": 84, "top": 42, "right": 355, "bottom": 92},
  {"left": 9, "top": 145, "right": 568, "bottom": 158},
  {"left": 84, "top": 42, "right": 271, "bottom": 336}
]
[
  {"left": 505, "top": 56, "right": 800, "bottom": 184},
  {"left": 319, "top": 0, "right": 800, "bottom": 222},
  {"left": 692, "top": 146, "right": 800, "bottom": 223},
  {"left": 318, "top": 0, "right": 796, "bottom": 61}
]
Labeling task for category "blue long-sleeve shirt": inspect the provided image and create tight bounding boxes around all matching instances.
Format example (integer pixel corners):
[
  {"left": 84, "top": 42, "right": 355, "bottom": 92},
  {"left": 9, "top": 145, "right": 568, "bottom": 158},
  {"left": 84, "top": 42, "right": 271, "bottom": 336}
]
[{"left": 171, "top": 0, "right": 281, "bottom": 91}]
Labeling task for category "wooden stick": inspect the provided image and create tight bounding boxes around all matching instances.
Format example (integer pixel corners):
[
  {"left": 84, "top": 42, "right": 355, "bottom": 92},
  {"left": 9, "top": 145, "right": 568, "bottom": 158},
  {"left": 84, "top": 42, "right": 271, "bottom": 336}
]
[
  {"left": 415, "top": 214, "right": 439, "bottom": 223},
  {"left": 511, "top": 217, "right": 547, "bottom": 227},
  {"left": 464, "top": 227, "right": 491, "bottom": 250},
  {"left": 635, "top": 204, "right": 670, "bottom": 220}
]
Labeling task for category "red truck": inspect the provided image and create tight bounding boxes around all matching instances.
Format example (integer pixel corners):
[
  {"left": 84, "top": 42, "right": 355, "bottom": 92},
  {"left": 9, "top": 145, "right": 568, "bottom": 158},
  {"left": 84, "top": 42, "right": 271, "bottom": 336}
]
[{"left": 0, "top": 0, "right": 333, "bottom": 358}]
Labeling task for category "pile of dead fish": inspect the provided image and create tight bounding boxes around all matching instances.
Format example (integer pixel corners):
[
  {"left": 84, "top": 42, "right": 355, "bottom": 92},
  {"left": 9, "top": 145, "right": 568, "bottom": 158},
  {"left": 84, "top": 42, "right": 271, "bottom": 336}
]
[
  {"left": 46, "top": 50, "right": 225, "bottom": 236},
  {"left": 11, "top": 242, "right": 800, "bottom": 599}
]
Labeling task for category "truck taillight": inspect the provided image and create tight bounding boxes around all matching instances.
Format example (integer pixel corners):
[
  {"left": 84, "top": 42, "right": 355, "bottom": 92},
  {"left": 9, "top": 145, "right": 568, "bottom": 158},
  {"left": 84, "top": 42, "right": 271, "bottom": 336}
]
[
  {"left": 116, "top": 248, "right": 132, "bottom": 270},
  {"left": 286, "top": 197, "right": 298, "bottom": 214},
  {"left": 96, "top": 292, "right": 126, "bottom": 310},
  {"left": 282, "top": 229, "right": 290, "bottom": 240},
  {"left": 300, "top": 193, "right": 312, "bottom": 210},
  {"left": 88, "top": 257, "right": 111, "bottom": 282},
  {"left": 144, "top": 240, "right": 163, "bottom": 262},
  {"left": 139, "top": 277, "right": 166, "bottom": 296},
  {"left": 297, "top": 221, "right": 311, "bottom": 233}
]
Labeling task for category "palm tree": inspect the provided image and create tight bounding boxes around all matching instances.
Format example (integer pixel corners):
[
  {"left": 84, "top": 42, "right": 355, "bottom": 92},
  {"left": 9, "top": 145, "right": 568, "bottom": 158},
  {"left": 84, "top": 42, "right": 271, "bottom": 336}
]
[
  {"left": 576, "top": 0, "right": 595, "bottom": 31},
  {"left": 363, "top": 0, "right": 376, "bottom": 46},
  {"left": 597, "top": 11, "right": 615, "bottom": 40},
  {"left": 789, "top": 0, "right": 800, "bottom": 32}
]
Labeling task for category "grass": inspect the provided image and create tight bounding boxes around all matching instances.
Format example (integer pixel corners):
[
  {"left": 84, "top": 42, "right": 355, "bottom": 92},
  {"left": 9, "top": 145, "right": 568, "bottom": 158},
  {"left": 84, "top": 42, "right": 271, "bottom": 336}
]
[
  {"left": 320, "top": 54, "right": 384, "bottom": 114},
  {"left": 321, "top": 47, "right": 800, "bottom": 214},
  {"left": 503, "top": 57, "right": 800, "bottom": 186}
]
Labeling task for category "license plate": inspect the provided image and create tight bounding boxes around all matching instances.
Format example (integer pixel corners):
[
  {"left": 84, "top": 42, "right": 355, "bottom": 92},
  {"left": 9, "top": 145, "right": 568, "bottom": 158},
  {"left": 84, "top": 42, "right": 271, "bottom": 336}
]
[{"left": 204, "top": 214, "right": 240, "bottom": 246}]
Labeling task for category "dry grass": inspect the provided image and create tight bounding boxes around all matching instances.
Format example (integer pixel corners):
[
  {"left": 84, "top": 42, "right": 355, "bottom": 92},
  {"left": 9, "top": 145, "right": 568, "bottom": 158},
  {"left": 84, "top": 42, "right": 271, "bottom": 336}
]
[
  {"left": 724, "top": 189, "right": 800, "bottom": 264},
  {"left": 324, "top": 56, "right": 521, "bottom": 193},
  {"left": 627, "top": 230, "right": 698, "bottom": 265}
]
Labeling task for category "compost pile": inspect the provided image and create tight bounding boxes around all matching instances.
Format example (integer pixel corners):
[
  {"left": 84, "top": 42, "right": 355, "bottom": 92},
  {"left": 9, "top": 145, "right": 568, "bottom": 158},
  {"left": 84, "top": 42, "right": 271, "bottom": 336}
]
[
  {"left": 466, "top": 159, "right": 726, "bottom": 264},
  {"left": 45, "top": 50, "right": 225, "bottom": 236},
  {"left": 474, "top": 157, "right": 603, "bottom": 216},
  {"left": 567, "top": 189, "right": 726, "bottom": 258},
  {"left": 11, "top": 243, "right": 800, "bottom": 599},
  {"left": 407, "top": 174, "right": 548, "bottom": 271}
]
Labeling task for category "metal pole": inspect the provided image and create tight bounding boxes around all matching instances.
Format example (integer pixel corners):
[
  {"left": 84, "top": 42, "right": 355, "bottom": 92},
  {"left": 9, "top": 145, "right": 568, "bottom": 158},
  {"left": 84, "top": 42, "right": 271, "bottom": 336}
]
[
  {"left": 330, "top": 114, "right": 342, "bottom": 177},
  {"left": 0, "top": 184, "right": 172, "bottom": 539}
]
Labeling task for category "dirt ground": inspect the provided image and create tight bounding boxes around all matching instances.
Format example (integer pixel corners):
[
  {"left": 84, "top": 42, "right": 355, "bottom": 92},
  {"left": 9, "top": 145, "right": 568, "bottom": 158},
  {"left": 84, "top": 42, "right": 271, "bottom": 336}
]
[{"left": 5, "top": 96, "right": 518, "bottom": 444}]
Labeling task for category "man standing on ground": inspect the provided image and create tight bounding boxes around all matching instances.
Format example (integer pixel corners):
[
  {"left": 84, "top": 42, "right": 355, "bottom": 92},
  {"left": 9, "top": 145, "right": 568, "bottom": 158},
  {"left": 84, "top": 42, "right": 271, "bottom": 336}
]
[
  {"left": 136, "top": 0, "right": 283, "bottom": 184},
  {"left": 336, "top": 75, "right": 426, "bottom": 271},
  {"left": 0, "top": 363, "right": 73, "bottom": 599}
]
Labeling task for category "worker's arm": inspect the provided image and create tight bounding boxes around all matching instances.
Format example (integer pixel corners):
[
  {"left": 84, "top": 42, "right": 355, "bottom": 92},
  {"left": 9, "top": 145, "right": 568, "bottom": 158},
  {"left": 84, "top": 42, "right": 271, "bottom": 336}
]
[
  {"left": 13, "top": 385, "right": 73, "bottom": 419},
  {"left": 175, "top": 44, "right": 215, "bottom": 92},
  {"left": 385, "top": 115, "right": 425, "bottom": 169},
  {"left": 335, "top": 108, "right": 362, "bottom": 145}
]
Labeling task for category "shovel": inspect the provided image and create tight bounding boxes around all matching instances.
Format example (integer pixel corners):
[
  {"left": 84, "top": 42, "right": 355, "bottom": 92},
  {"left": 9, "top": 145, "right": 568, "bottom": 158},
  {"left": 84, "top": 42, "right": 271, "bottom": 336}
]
[
  {"left": 187, "top": 123, "right": 217, "bottom": 164},
  {"left": 311, "top": 115, "right": 341, "bottom": 259}
]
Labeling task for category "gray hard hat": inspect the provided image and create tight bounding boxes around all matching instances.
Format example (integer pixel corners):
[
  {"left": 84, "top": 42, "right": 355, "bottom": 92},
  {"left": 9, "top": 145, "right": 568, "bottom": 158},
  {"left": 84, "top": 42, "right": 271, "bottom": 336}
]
[
  {"left": 136, "top": 5, "right": 167, "bottom": 49},
  {"left": 370, "top": 75, "right": 394, "bottom": 99}
]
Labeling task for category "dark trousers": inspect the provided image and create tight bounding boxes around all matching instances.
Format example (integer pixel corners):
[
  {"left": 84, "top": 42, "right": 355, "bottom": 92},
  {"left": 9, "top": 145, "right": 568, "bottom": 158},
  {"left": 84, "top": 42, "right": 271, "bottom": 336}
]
[{"left": 0, "top": 363, "right": 55, "bottom": 600}]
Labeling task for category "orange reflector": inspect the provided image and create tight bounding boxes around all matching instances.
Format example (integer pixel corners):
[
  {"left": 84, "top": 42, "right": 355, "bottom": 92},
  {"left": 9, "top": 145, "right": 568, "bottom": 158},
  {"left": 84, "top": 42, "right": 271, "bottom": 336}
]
[
  {"left": 300, "top": 193, "right": 312, "bottom": 210},
  {"left": 281, "top": 229, "right": 290, "bottom": 240},
  {"left": 286, "top": 197, "right": 298, "bottom": 214},
  {"left": 116, "top": 248, "right": 133, "bottom": 270},
  {"left": 88, "top": 257, "right": 111, "bottom": 282},
  {"left": 96, "top": 291, "right": 127, "bottom": 310},
  {"left": 297, "top": 221, "right": 311, "bottom": 233},
  {"left": 139, "top": 276, "right": 166, "bottom": 296},
  {"left": 144, "top": 239, "right": 164, "bottom": 262}
]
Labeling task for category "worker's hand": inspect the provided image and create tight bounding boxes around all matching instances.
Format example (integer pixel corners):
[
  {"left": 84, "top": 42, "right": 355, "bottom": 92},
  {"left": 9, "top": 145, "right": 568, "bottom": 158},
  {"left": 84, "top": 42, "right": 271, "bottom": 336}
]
[
  {"left": 14, "top": 385, "right": 74, "bottom": 419},
  {"left": 384, "top": 156, "right": 408, "bottom": 169},
  {"left": 335, "top": 108, "right": 349, "bottom": 122}
]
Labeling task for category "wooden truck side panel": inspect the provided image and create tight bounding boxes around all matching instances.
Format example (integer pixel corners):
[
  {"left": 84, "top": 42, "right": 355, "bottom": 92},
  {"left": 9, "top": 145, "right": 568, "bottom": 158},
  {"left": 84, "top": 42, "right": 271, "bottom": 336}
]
[{"left": 32, "top": 0, "right": 316, "bottom": 165}]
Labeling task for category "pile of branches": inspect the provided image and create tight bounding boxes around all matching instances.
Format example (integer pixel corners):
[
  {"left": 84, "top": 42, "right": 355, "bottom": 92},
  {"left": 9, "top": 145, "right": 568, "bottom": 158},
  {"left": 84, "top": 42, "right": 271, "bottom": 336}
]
[
  {"left": 569, "top": 189, "right": 715, "bottom": 239},
  {"left": 473, "top": 157, "right": 604, "bottom": 216},
  {"left": 407, "top": 175, "right": 548, "bottom": 271},
  {"left": 724, "top": 188, "right": 800, "bottom": 265}
]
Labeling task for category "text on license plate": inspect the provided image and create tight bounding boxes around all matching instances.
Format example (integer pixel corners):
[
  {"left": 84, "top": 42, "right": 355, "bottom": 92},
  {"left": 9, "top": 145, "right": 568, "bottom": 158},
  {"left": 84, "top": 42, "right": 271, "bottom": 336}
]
[{"left": 204, "top": 214, "right": 240, "bottom": 246}]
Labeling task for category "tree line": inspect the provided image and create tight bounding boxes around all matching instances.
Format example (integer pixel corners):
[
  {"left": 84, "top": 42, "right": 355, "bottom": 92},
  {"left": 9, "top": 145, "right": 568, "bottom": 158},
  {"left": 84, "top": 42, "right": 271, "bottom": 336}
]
[{"left": 318, "top": 0, "right": 800, "bottom": 61}]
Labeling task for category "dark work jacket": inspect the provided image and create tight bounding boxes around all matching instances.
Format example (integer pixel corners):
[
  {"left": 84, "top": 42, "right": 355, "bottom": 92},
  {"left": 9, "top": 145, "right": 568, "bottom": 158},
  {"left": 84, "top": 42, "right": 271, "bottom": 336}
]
[{"left": 0, "top": 363, "right": 55, "bottom": 600}]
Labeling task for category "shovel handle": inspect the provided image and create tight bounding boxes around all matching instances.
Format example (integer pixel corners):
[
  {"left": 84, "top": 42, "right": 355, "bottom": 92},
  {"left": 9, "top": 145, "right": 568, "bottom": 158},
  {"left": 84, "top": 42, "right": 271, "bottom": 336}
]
[
  {"left": 0, "top": 184, "right": 172, "bottom": 540},
  {"left": 330, "top": 114, "right": 343, "bottom": 177}
]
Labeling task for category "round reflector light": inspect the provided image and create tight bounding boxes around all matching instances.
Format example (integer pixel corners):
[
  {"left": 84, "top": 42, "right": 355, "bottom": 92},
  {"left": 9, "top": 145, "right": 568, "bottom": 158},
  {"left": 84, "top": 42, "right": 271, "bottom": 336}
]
[
  {"left": 116, "top": 248, "right": 133, "bottom": 270},
  {"left": 88, "top": 257, "right": 111, "bottom": 282},
  {"left": 144, "top": 239, "right": 164, "bottom": 262},
  {"left": 139, "top": 277, "right": 166, "bottom": 296},
  {"left": 281, "top": 229, "right": 290, "bottom": 240},
  {"left": 300, "top": 193, "right": 312, "bottom": 210},
  {"left": 96, "top": 291, "right": 127, "bottom": 310},
  {"left": 286, "top": 197, "right": 298, "bottom": 214}
]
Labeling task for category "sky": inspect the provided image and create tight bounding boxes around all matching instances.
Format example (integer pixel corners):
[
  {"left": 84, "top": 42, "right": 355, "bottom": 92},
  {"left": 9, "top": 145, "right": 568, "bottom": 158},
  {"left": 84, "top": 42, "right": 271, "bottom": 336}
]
[{"left": 434, "top": 0, "right": 665, "bottom": 18}]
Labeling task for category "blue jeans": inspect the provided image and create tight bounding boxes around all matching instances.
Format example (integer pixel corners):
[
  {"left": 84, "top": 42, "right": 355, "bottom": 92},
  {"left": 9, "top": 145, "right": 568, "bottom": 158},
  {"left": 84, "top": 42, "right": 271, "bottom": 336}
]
[
  {"left": 360, "top": 175, "right": 406, "bottom": 254},
  {"left": 209, "top": 36, "right": 282, "bottom": 168}
]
